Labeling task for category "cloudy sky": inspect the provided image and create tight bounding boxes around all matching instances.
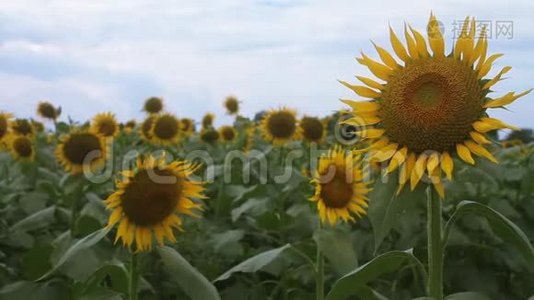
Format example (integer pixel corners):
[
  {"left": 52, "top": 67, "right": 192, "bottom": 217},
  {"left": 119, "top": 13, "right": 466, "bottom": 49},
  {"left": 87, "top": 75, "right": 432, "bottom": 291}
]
[{"left": 0, "top": 0, "right": 532, "bottom": 128}]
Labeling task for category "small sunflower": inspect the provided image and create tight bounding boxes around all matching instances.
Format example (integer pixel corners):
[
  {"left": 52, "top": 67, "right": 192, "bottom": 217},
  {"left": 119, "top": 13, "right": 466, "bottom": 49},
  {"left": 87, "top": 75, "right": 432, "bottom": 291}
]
[
  {"left": 200, "top": 128, "right": 220, "bottom": 144},
  {"left": 11, "top": 119, "right": 34, "bottom": 136},
  {"left": 143, "top": 97, "right": 164, "bottom": 114},
  {"left": 150, "top": 113, "right": 181, "bottom": 145},
  {"left": 56, "top": 130, "right": 107, "bottom": 174},
  {"left": 224, "top": 96, "right": 240, "bottom": 115},
  {"left": 342, "top": 14, "right": 531, "bottom": 198},
  {"left": 300, "top": 116, "right": 325, "bottom": 143},
  {"left": 123, "top": 120, "right": 137, "bottom": 134},
  {"left": 37, "top": 101, "right": 60, "bottom": 120},
  {"left": 260, "top": 108, "right": 301, "bottom": 146},
  {"left": 8, "top": 135, "right": 35, "bottom": 162},
  {"left": 219, "top": 125, "right": 237, "bottom": 142},
  {"left": 91, "top": 112, "right": 119, "bottom": 138},
  {"left": 311, "top": 146, "right": 370, "bottom": 225},
  {"left": 0, "top": 112, "right": 13, "bottom": 145},
  {"left": 104, "top": 155, "right": 206, "bottom": 252},
  {"left": 32, "top": 120, "right": 45, "bottom": 133},
  {"left": 180, "top": 118, "right": 195, "bottom": 136},
  {"left": 202, "top": 113, "right": 215, "bottom": 129},
  {"left": 140, "top": 116, "right": 155, "bottom": 142}
]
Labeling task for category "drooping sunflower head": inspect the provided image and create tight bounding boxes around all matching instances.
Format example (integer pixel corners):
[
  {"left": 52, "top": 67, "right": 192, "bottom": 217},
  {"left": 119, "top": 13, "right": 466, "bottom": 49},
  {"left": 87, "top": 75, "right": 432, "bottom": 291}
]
[
  {"left": 202, "top": 113, "right": 215, "bottom": 129},
  {"left": 224, "top": 96, "right": 239, "bottom": 115},
  {"left": 8, "top": 135, "right": 35, "bottom": 162},
  {"left": 180, "top": 118, "right": 195, "bottom": 136},
  {"left": 55, "top": 130, "right": 107, "bottom": 174},
  {"left": 32, "top": 120, "right": 45, "bottom": 133},
  {"left": 200, "top": 128, "right": 220, "bottom": 144},
  {"left": 0, "top": 112, "right": 13, "bottom": 143},
  {"left": 90, "top": 112, "right": 119, "bottom": 138},
  {"left": 140, "top": 115, "right": 155, "bottom": 142},
  {"left": 260, "top": 108, "right": 301, "bottom": 146},
  {"left": 219, "top": 125, "right": 237, "bottom": 142},
  {"left": 123, "top": 120, "right": 137, "bottom": 134},
  {"left": 104, "top": 155, "right": 206, "bottom": 252},
  {"left": 342, "top": 14, "right": 531, "bottom": 198},
  {"left": 300, "top": 116, "right": 325, "bottom": 143},
  {"left": 150, "top": 113, "right": 181, "bottom": 145},
  {"left": 37, "top": 101, "right": 60, "bottom": 120},
  {"left": 143, "top": 97, "right": 164, "bottom": 114},
  {"left": 311, "top": 146, "right": 370, "bottom": 225}
]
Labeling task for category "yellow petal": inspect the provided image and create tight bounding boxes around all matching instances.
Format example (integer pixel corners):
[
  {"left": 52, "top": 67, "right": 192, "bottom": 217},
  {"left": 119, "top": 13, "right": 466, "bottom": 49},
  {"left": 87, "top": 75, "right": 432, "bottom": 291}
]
[
  {"left": 410, "top": 26, "right": 429, "bottom": 58},
  {"left": 343, "top": 116, "right": 381, "bottom": 126},
  {"left": 484, "top": 89, "right": 532, "bottom": 108},
  {"left": 462, "top": 18, "right": 476, "bottom": 63},
  {"left": 356, "top": 76, "right": 384, "bottom": 90},
  {"left": 386, "top": 146, "right": 408, "bottom": 174},
  {"left": 370, "top": 143, "right": 398, "bottom": 162},
  {"left": 339, "top": 80, "right": 381, "bottom": 98},
  {"left": 469, "top": 131, "right": 491, "bottom": 145},
  {"left": 410, "top": 154, "right": 428, "bottom": 190},
  {"left": 441, "top": 152, "right": 454, "bottom": 180},
  {"left": 357, "top": 53, "right": 393, "bottom": 81},
  {"left": 464, "top": 140, "right": 498, "bottom": 163},
  {"left": 454, "top": 17, "right": 470, "bottom": 59},
  {"left": 474, "top": 117, "right": 520, "bottom": 132},
  {"left": 356, "top": 128, "right": 385, "bottom": 139},
  {"left": 397, "top": 152, "right": 416, "bottom": 195},
  {"left": 483, "top": 66, "right": 512, "bottom": 90},
  {"left": 404, "top": 24, "right": 419, "bottom": 59},
  {"left": 456, "top": 143, "right": 475, "bottom": 165},
  {"left": 477, "top": 53, "right": 504, "bottom": 78},
  {"left": 389, "top": 26, "right": 410, "bottom": 63},
  {"left": 426, "top": 152, "right": 440, "bottom": 174},
  {"left": 470, "top": 25, "right": 487, "bottom": 65},
  {"left": 341, "top": 99, "right": 380, "bottom": 112},
  {"left": 372, "top": 42, "right": 400, "bottom": 70},
  {"left": 433, "top": 180, "right": 445, "bottom": 199},
  {"left": 427, "top": 13, "right": 445, "bottom": 57}
]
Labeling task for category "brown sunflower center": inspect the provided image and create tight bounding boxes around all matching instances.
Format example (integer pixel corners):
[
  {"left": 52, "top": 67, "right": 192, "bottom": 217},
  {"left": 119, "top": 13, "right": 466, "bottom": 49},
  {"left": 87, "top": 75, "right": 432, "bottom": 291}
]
[
  {"left": 97, "top": 120, "right": 117, "bottom": 137},
  {"left": 38, "top": 103, "right": 58, "bottom": 119},
  {"left": 225, "top": 98, "right": 239, "bottom": 113},
  {"left": 267, "top": 112, "right": 297, "bottom": 139},
  {"left": 63, "top": 133, "right": 103, "bottom": 165},
  {"left": 320, "top": 168, "right": 353, "bottom": 208},
  {"left": 13, "top": 137, "right": 33, "bottom": 158},
  {"left": 144, "top": 97, "right": 163, "bottom": 113},
  {"left": 13, "top": 119, "right": 33, "bottom": 136},
  {"left": 221, "top": 127, "right": 235, "bottom": 141},
  {"left": 153, "top": 116, "right": 179, "bottom": 140},
  {"left": 381, "top": 57, "right": 483, "bottom": 153},
  {"left": 201, "top": 129, "right": 220, "bottom": 143},
  {"left": 301, "top": 117, "right": 324, "bottom": 142},
  {"left": 121, "top": 169, "right": 182, "bottom": 226}
]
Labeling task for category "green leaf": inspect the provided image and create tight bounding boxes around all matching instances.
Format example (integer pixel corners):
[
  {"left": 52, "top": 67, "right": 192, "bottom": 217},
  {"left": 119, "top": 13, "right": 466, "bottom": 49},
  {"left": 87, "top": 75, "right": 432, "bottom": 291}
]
[
  {"left": 38, "top": 228, "right": 110, "bottom": 281},
  {"left": 215, "top": 244, "right": 291, "bottom": 282},
  {"left": 314, "top": 229, "right": 358, "bottom": 275},
  {"left": 444, "top": 201, "right": 534, "bottom": 266},
  {"left": 445, "top": 292, "right": 491, "bottom": 300},
  {"left": 326, "top": 250, "right": 427, "bottom": 300},
  {"left": 157, "top": 246, "right": 220, "bottom": 300},
  {"left": 0, "top": 281, "right": 69, "bottom": 299},
  {"left": 10, "top": 206, "right": 61, "bottom": 233}
]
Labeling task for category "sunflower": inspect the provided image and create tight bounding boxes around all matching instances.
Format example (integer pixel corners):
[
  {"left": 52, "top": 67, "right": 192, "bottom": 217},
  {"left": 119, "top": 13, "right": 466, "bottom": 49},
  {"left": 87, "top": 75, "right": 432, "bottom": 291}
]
[
  {"left": 180, "top": 118, "right": 195, "bottom": 136},
  {"left": 8, "top": 135, "right": 35, "bottom": 162},
  {"left": 300, "top": 116, "right": 325, "bottom": 143},
  {"left": 104, "top": 155, "right": 205, "bottom": 252},
  {"left": 341, "top": 14, "right": 531, "bottom": 198},
  {"left": 202, "top": 113, "right": 215, "bottom": 129},
  {"left": 200, "top": 128, "right": 220, "bottom": 144},
  {"left": 0, "top": 112, "right": 13, "bottom": 145},
  {"left": 311, "top": 146, "right": 370, "bottom": 225},
  {"left": 32, "top": 120, "right": 45, "bottom": 133},
  {"left": 123, "top": 120, "right": 137, "bottom": 134},
  {"left": 260, "top": 108, "right": 301, "bottom": 146},
  {"left": 224, "top": 96, "right": 239, "bottom": 115},
  {"left": 143, "top": 97, "right": 164, "bottom": 114},
  {"left": 91, "top": 112, "right": 119, "bottom": 138},
  {"left": 11, "top": 119, "right": 34, "bottom": 136},
  {"left": 56, "top": 130, "right": 107, "bottom": 174},
  {"left": 150, "top": 113, "right": 181, "bottom": 145},
  {"left": 140, "top": 116, "right": 155, "bottom": 142},
  {"left": 37, "top": 101, "right": 60, "bottom": 120},
  {"left": 219, "top": 125, "right": 236, "bottom": 142}
]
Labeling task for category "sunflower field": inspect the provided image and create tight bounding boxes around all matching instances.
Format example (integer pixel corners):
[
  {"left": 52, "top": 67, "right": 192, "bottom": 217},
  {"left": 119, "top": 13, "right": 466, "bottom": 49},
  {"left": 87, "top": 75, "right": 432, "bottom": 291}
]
[{"left": 1, "top": 15, "right": 534, "bottom": 300}]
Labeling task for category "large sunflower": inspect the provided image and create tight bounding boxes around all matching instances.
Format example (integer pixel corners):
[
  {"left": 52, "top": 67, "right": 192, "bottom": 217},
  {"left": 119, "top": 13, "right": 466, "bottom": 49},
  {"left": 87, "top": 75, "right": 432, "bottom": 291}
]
[
  {"left": 105, "top": 155, "right": 205, "bottom": 252},
  {"left": 37, "top": 101, "right": 60, "bottom": 121},
  {"left": 56, "top": 130, "right": 107, "bottom": 174},
  {"left": 91, "top": 112, "right": 119, "bottom": 138},
  {"left": 342, "top": 14, "right": 531, "bottom": 198},
  {"left": 150, "top": 113, "right": 181, "bottom": 145},
  {"left": 260, "top": 108, "right": 301, "bottom": 146},
  {"left": 311, "top": 146, "right": 370, "bottom": 225},
  {"left": 300, "top": 116, "right": 325, "bottom": 143},
  {"left": 8, "top": 135, "right": 35, "bottom": 162}
]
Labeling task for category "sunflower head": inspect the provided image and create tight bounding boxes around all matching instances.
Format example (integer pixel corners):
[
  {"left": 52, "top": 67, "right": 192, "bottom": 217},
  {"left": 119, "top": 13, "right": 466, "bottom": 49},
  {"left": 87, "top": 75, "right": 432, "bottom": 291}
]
[
  {"left": 224, "top": 96, "right": 239, "bottom": 115},
  {"left": 143, "top": 97, "right": 164, "bottom": 114},
  {"left": 202, "top": 113, "right": 215, "bottom": 129},
  {"left": 90, "top": 112, "right": 119, "bottom": 138},
  {"left": 300, "top": 116, "right": 325, "bottom": 143},
  {"left": 125, "top": 120, "right": 136, "bottom": 129},
  {"left": 0, "top": 112, "right": 13, "bottom": 142},
  {"left": 140, "top": 116, "right": 155, "bottom": 141},
  {"left": 11, "top": 119, "right": 34, "bottom": 136},
  {"left": 180, "top": 118, "right": 195, "bottom": 135},
  {"left": 260, "top": 108, "right": 301, "bottom": 146},
  {"left": 104, "top": 155, "right": 206, "bottom": 252},
  {"left": 311, "top": 146, "right": 370, "bottom": 225},
  {"left": 219, "top": 125, "right": 236, "bottom": 142},
  {"left": 37, "top": 101, "right": 60, "bottom": 120},
  {"left": 55, "top": 130, "right": 107, "bottom": 174},
  {"left": 342, "top": 14, "right": 531, "bottom": 198},
  {"left": 8, "top": 135, "right": 35, "bottom": 162},
  {"left": 200, "top": 128, "right": 220, "bottom": 144},
  {"left": 150, "top": 113, "right": 181, "bottom": 145},
  {"left": 32, "top": 120, "right": 45, "bottom": 133}
]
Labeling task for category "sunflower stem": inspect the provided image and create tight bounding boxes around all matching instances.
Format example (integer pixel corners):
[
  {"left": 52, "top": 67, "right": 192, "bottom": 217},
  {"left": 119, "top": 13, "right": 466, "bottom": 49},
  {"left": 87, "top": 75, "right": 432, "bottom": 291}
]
[
  {"left": 426, "top": 186, "right": 443, "bottom": 300},
  {"left": 129, "top": 252, "right": 139, "bottom": 300},
  {"left": 69, "top": 176, "right": 85, "bottom": 236},
  {"left": 315, "top": 223, "right": 325, "bottom": 300}
]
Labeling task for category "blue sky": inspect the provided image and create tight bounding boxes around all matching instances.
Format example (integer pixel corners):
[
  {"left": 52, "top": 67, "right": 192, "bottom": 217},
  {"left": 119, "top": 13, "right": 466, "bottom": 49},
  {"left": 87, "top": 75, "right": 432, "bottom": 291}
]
[{"left": 0, "top": 0, "right": 533, "bottom": 129}]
